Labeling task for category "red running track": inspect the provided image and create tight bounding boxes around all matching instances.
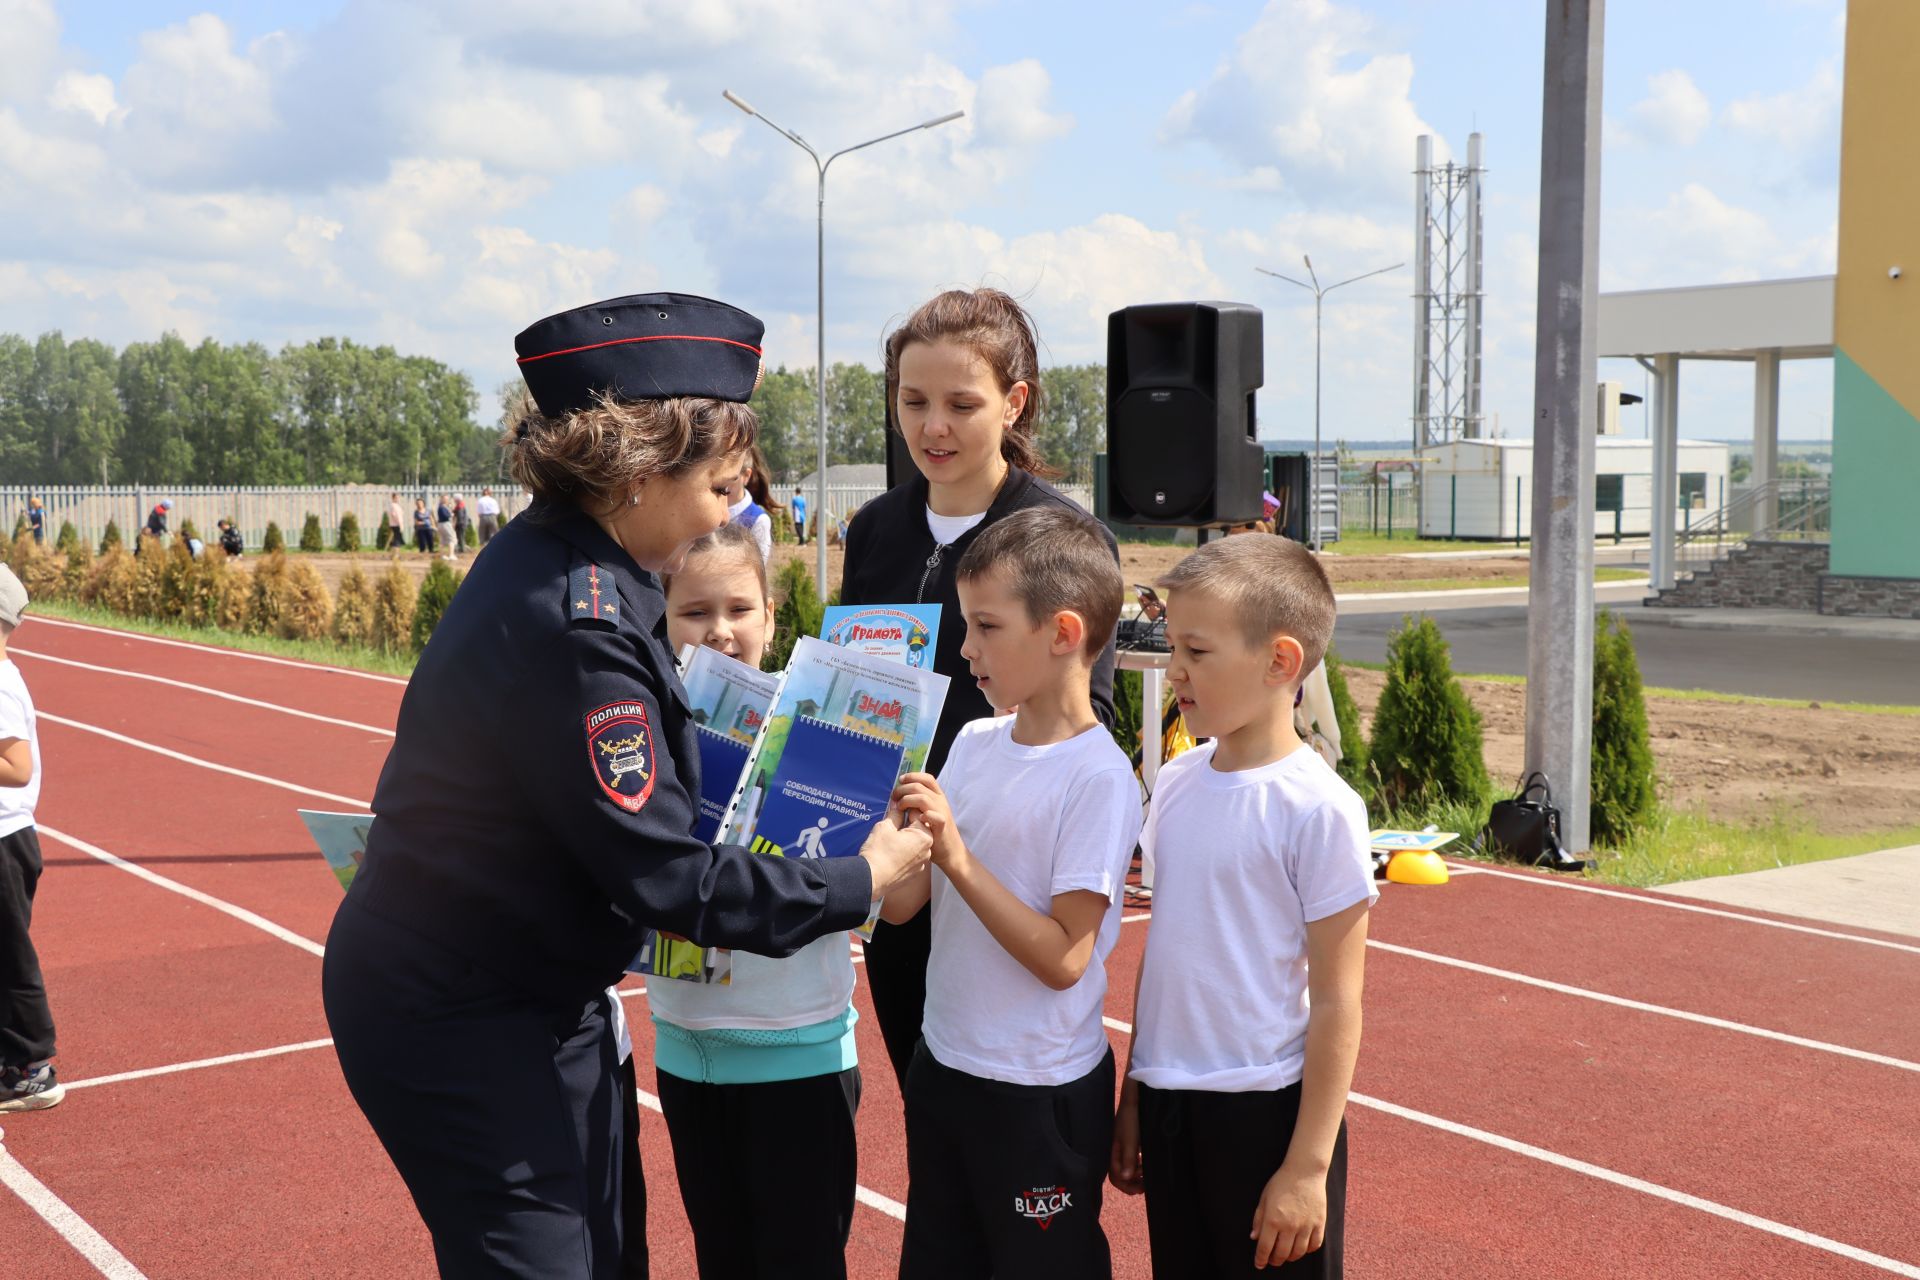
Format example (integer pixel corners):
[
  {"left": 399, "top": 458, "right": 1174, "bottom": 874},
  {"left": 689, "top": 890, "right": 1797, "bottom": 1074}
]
[{"left": 4, "top": 615, "right": 1919, "bottom": 1279}]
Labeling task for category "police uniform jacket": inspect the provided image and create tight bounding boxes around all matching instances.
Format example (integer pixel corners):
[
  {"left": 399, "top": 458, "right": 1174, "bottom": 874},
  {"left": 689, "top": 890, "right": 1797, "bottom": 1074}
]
[
  {"left": 348, "top": 500, "right": 874, "bottom": 1004},
  {"left": 841, "top": 465, "right": 1119, "bottom": 776}
]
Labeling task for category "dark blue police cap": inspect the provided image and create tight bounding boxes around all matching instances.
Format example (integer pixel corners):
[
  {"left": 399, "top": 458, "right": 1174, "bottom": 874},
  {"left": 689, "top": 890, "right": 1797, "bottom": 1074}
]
[{"left": 514, "top": 292, "right": 765, "bottom": 418}]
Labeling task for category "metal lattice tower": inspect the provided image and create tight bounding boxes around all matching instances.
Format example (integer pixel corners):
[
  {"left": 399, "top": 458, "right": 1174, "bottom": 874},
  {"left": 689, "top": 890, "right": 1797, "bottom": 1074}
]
[{"left": 1412, "top": 132, "right": 1485, "bottom": 450}]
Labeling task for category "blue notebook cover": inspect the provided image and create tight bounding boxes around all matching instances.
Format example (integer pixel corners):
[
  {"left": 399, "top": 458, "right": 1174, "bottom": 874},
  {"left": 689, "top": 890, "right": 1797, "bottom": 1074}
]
[
  {"left": 820, "top": 604, "right": 941, "bottom": 669},
  {"left": 745, "top": 717, "right": 906, "bottom": 862}
]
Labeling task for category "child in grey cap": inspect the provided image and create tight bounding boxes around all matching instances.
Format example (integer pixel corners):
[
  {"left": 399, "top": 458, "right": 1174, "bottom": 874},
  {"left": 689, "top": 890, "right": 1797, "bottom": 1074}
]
[{"left": 0, "top": 564, "right": 62, "bottom": 1117}]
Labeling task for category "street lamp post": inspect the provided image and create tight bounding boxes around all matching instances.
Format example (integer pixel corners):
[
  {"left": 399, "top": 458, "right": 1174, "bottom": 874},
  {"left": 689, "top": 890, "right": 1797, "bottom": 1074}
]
[
  {"left": 1257, "top": 257, "right": 1403, "bottom": 551},
  {"left": 723, "top": 90, "right": 964, "bottom": 590}
]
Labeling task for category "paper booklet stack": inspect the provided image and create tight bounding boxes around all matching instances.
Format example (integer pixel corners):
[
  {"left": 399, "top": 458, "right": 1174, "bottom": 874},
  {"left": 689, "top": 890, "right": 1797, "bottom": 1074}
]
[{"left": 634, "top": 604, "right": 947, "bottom": 985}]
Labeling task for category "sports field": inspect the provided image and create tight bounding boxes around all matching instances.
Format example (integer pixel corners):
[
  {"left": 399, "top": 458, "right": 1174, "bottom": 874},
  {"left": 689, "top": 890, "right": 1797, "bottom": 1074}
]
[{"left": 3, "top": 615, "right": 1918, "bottom": 1278}]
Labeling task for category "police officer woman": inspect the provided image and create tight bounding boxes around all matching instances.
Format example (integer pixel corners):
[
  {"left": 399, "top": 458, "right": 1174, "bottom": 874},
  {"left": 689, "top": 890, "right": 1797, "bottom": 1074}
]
[{"left": 322, "top": 293, "right": 932, "bottom": 1279}]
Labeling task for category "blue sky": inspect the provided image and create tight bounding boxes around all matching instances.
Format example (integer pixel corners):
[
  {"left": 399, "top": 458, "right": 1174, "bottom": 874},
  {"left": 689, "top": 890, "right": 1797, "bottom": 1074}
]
[{"left": 2, "top": 1, "right": 1847, "bottom": 448}]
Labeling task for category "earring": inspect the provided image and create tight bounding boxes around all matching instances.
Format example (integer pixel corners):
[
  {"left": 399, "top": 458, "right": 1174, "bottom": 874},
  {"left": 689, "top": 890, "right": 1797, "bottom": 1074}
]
[{"left": 628, "top": 494, "right": 640, "bottom": 507}]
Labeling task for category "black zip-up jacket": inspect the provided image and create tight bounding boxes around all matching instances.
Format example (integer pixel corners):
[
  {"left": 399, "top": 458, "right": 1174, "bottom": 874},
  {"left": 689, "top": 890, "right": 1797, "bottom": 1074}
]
[{"left": 840, "top": 466, "right": 1118, "bottom": 776}]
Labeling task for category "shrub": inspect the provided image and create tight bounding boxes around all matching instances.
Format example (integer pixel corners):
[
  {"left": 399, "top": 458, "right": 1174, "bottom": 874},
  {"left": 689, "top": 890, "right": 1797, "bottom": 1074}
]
[
  {"left": 183, "top": 548, "right": 229, "bottom": 628},
  {"left": 376, "top": 512, "right": 391, "bottom": 548},
  {"left": 464, "top": 522, "right": 478, "bottom": 548},
  {"left": 130, "top": 534, "right": 168, "bottom": 616},
  {"left": 371, "top": 559, "right": 416, "bottom": 654},
  {"left": 17, "top": 543, "right": 63, "bottom": 604},
  {"left": 55, "top": 522, "right": 78, "bottom": 555},
  {"left": 158, "top": 539, "right": 197, "bottom": 620},
  {"left": 7, "top": 532, "right": 33, "bottom": 575},
  {"left": 99, "top": 519, "right": 122, "bottom": 555},
  {"left": 262, "top": 521, "right": 285, "bottom": 555},
  {"left": 411, "top": 559, "right": 461, "bottom": 652},
  {"left": 247, "top": 553, "right": 293, "bottom": 635},
  {"left": 765, "top": 558, "right": 824, "bottom": 671},
  {"left": 1109, "top": 668, "right": 1145, "bottom": 763},
  {"left": 1591, "top": 611, "right": 1658, "bottom": 844},
  {"left": 1323, "top": 648, "right": 1371, "bottom": 800},
  {"left": 299, "top": 513, "right": 325, "bottom": 552},
  {"left": 1368, "top": 615, "right": 1489, "bottom": 808},
  {"left": 60, "top": 544, "right": 92, "bottom": 601},
  {"left": 85, "top": 546, "right": 139, "bottom": 615},
  {"left": 337, "top": 512, "right": 362, "bottom": 553},
  {"left": 10, "top": 514, "right": 24, "bottom": 542},
  {"left": 178, "top": 518, "right": 200, "bottom": 543},
  {"left": 331, "top": 560, "right": 376, "bottom": 647},
  {"left": 214, "top": 560, "right": 254, "bottom": 631},
  {"left": 281, "top": 558, "right": 334, "bottom": 640}
]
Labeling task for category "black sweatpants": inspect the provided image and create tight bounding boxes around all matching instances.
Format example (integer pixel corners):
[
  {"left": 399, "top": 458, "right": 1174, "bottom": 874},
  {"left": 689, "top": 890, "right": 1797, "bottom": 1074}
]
[
  {"left": 900, "top": 1042, "right": 1113, "bottom": 1280},
  {"left": 323, "top": 895, "right": 635, "bottom": 1278},
  {"left": 863, "top": 905, "right": 930, "bottom": 1090},
  {"left": 1138, "top": 1082, "right": 1348, "bottom": 1279},
  {"left": 655, "top": 1065, "right": 861, "bottom": 1280},
  {"left": 0, "top": 827, "right": 56, "bottom": 1069}
]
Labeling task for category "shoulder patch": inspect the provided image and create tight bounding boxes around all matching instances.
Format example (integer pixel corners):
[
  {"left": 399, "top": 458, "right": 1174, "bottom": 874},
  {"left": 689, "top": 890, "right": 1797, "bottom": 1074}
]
[
  {"left": 568, "top": 560, "right": 620, "bottom": 627},
  {"left": 586, "top": 700, "right": 656, "bottom": 813}
]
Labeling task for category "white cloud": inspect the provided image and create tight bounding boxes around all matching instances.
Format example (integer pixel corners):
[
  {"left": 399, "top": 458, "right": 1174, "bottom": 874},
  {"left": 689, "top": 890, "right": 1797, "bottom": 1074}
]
[
  {"left": 1724, "top": 57, "right": 1841, "bottom": 183},
  {"left": 972, "top": 61, "right": 1073, "bottom": 149},
  {"left": 114, "top": 15, "right": 286, "bottom": 187},
  {"left": 48, "top": 72, "right": 121, "bottom": 126},
  {"left": 1603, "top": 183, "right": 1834, "bottom": 289},
  {"left": 1625, "top": 69, "right": 1711, "bottom": 148},
  {"left": 0, "top": 0, "right": 60, "bottom": 106},
  {"left": 1163, "top": 0, "right": 1435, "bottom": 206}
]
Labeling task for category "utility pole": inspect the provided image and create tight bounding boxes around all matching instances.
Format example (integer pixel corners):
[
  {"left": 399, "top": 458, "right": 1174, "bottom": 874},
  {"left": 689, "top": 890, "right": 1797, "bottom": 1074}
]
[{"left": 1524, "top": 0, "right": 1604, "bottom": 853}]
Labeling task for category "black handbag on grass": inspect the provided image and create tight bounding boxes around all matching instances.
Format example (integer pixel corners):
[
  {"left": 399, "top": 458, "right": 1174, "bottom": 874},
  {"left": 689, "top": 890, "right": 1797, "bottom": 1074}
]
[{"left": 1483, "top": 772, "right": 1592, "bottom": 872}]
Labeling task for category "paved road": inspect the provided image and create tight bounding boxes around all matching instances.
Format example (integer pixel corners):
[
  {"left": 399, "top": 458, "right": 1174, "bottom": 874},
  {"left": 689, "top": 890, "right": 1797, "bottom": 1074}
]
[{"left": 1331, "top": 600, "right": 1920, "bottom": 704}]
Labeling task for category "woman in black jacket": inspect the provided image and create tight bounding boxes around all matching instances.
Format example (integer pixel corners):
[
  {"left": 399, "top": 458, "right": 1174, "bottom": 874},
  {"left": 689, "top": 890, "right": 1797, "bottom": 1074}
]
[{"left": 841, "top": 288, "right": 1118, "bottom": 1090}]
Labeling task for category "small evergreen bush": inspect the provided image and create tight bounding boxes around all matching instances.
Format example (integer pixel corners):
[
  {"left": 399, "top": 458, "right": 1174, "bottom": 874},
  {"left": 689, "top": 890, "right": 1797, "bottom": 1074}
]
[
  {"left": 85, "top": 546, "right": 139, "bottom": 614},
  {"left": 10, "top": 514, "right": 24, "bottom": 542},
  {"left": 337, "top": 511, "right": 362, "bottom": 553},
  {"left": 281, "top": 558, "right": 334, "bottom": 640},
  {"left": 55, "top": 522, "right": 78, "bottom": 555},
  {"left": 1368, "top": 615, "right": 1489, "bottom": 808},
  {"left": 214, "top": 561, "right": 253, "bottom": 631},
  {"left": 299, "top": 513, "right": 325, "bottom": 552},
  {"left": 158, "top": 539, "right": 197, "bottom": 620},
  {"left": 99, "top": 519, "right": 123, "bottom": 554},
  {"left": 1591, "top": 611, "right": 1658, "bottom": 844},
  {"left": 331, "top": 560, "right": 376, "bottom": 647},
  {"left": 60, "top": 544, "right": 92, "bottom": 601},
  {"left": 129, "top": 534, "right": 168, "bottom": 616},
  {"left": 765, "top": 558, "right": 824, "bottom": 671},
  {"left": 262, "top": 521, "right": 285, "bottom": 555},
  {"left": 464, "top": 522, "right": 478, "bottom": 548},
  {"left": 411, "top": 559, "right": 460, "bottom": 652},
  {"left": 1110, "top": 669, "right": 1145, "bottom": 763},
  {"left": 371, "top": 559, "right": 416, "bottom": 654},
  {"left": 7, "top": 532, "right": 33, "bottom": 575},
  {"left": 247, "top": 553, "right": 292, "bottom": 635},
  {"left": 1323, "top": 649, "right": 1371, "bottom": 800},
  {"left": 183, "top": 549, "right": 228, "bottom": 628},
  {"left": 17, "top": 543, "right": 63, "bottom": 603}
]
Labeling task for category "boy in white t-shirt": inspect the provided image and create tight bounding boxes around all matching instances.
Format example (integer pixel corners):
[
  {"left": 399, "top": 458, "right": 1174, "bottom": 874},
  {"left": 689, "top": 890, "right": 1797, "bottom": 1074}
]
[
  {"left": 0, "top": 565, "right": 62, "bottom": 1117},
  {"left": 884, "top": 506, "right": 1141, "bottom": 1280},
  {"left": 1111, "top": 536, "right": 1373, "bottom": 1279}
]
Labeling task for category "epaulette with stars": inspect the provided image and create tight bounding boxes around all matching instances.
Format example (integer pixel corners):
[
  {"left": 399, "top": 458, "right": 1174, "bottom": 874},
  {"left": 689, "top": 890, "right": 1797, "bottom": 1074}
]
[{"left": 567, "top": 558, "right": 620, "bottom": 627}]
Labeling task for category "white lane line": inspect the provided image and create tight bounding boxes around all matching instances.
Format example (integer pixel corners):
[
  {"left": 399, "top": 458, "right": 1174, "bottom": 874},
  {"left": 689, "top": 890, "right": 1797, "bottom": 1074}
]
[
  {"left": 1096, "top": 1012, "right": 1920, "bottom": 1278},
  {"left": 66, "top": 1039, "right": 339, "bottom": 1092},
  {"left": 37, "top": 825, "right": 328, "bottom": 958},
  {"left": 27, "top": 615, "right": 410, "bottom": 686},
  {"left": 15, "top": 649, "right": 395, "bottom": 737},
  {"left": 1349, "top": 1091, "right": 1920, "bottom": 1279},
  {"left": 0, "top": 1148, "right": 150, "bottom": 1279},
  {"left": 38, "top": 714, "right": 372, "bottom": 808},
  {"left": 1333, "top": 578, "right": 1649, "bottom": 604},
  {"left": 1449, "top": 861, "right": 1920, "bottom": 956},
  {"left": 1367, "top": 939, "right": 1920, "bottom": 1074}
]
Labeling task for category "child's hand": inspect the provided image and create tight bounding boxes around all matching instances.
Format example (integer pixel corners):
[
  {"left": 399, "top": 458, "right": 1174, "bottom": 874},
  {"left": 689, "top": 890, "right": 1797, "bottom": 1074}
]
[
  {"left": 1108, "top": 1087, "right": 1144, "bottom": 1195},
  {"left": 1249, "top": 1163, "right": 1326, "bottom": 1269},
  {"left": 890, "top": 773, "right": 955, "bottom": 861}
]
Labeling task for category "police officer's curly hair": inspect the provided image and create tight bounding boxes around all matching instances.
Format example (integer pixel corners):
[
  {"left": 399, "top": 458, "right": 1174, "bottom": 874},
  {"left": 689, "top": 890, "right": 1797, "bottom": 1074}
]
[{"left": 503, "top": 390, "right": 758, "bottom": 516}]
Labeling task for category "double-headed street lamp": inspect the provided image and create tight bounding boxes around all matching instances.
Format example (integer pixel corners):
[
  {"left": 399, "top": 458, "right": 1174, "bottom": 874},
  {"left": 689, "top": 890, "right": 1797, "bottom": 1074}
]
[
  {"left": 723, "top": 89, "right": 965, "bottom": 588},
  {"left": 1257, "top": 257, "right": 1403, "bottom": 551}
]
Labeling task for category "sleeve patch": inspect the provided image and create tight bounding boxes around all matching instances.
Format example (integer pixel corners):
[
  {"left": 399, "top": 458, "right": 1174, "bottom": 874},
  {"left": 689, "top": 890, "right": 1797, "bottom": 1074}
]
[{"left": 586, "top": 700, "right": 656, "bottom": 813}]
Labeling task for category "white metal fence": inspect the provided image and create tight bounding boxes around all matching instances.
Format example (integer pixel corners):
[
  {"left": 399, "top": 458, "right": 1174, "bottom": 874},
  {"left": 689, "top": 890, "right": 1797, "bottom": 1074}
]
[{"left": 1, "top": 484, "right": 535, "bottom": 551}]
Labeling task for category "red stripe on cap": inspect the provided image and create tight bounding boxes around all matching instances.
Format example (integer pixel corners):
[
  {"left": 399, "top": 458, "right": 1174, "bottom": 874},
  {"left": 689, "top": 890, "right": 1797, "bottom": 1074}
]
[{"left": 517, "top": 333, "right": 764, "bottom": 365}]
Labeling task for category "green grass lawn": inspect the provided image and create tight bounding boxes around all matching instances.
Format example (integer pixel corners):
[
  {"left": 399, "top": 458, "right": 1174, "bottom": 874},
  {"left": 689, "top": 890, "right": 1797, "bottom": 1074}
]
[
  {"left": 1339, "top": 567, "right": 1644, "bottom": 594},
  {"left": 1323, "top": 532, "right": 1523, "bottom": 556},
  {"left": 28, "top": 599, "right": 418, "bottom": 678}
]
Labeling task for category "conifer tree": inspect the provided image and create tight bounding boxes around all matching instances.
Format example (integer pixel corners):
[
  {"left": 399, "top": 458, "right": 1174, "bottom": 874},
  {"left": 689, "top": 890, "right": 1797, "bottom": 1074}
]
[
  {"left": 299, "top": 513, "right": 325, "bottom": 552},
  {"left": 1368, "top": 615, "right": 1489, "bottom": 807},
  {"left": 1591, "top": 611, "right": 1658, "bottom": 843},
  {"left": 336, "top": 511, "right": 362, "bottom": 553},
  {"left": 411, "top": 559, "right": 460, "bottom": 653}
]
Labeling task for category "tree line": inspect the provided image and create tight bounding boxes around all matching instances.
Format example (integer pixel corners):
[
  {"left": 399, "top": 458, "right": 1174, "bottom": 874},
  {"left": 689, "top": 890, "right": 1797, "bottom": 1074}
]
[
  {"left": 720, "top": 363, "right": 1108, "bottom": 485},
  {"left": 0, "top": 332, "right": 492, "bottom": 487},
  {"left": 0, "top": 329, "right": 1108, "bottom": 488}
]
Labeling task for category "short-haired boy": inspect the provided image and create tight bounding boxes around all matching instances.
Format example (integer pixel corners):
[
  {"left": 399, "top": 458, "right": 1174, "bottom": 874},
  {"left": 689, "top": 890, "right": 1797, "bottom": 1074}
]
[
  {"left": 884, "top": 505, "right": 1140, "bottom": 1280},
  {"left": 1110, "top": 536, "right": 1373, "bottom": 1278},
  {"left": 0, "top": 564, "right": 61, "bottom": 1117}
]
